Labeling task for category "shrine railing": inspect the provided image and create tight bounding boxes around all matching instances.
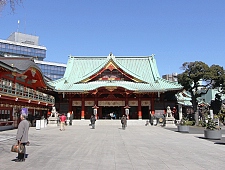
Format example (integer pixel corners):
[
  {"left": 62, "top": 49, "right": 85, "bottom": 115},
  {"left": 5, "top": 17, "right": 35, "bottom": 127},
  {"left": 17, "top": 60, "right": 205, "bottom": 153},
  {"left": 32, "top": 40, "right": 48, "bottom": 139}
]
[{"left": 0, "top": 79, "right": 55, "bottom": 105}]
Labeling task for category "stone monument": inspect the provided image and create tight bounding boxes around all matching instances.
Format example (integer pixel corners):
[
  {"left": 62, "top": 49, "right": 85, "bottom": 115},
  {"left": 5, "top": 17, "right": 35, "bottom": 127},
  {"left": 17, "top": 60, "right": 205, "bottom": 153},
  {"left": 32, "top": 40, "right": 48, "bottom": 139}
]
[
  {"left": 165, "top": 106, "right": 176, "bottom": 127},
  {"left": 47, "top": 106, "right": 59, "bottom": 126}
]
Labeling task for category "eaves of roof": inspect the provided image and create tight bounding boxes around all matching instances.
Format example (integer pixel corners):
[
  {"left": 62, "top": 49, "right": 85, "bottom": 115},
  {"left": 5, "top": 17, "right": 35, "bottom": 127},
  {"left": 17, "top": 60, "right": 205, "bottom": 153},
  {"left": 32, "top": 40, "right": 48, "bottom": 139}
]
[
  {"left": 54, "top": 80, "right": 183, "bottom": 93},
  {"left": 50, "top": 55, "right": 184, "bottom": 93}
]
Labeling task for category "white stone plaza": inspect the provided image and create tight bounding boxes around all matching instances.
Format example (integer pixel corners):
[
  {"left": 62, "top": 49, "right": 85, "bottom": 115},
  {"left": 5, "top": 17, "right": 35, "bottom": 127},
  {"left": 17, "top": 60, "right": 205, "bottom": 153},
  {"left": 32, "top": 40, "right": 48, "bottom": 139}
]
[{"left": 0, "top": 120, "right": 225, "bottom": 170}]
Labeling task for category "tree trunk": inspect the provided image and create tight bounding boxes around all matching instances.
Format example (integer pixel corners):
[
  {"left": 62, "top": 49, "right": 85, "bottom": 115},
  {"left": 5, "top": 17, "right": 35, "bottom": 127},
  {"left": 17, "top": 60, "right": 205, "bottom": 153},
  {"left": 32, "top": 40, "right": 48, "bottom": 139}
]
[
  {"left": 195, "top": 111, "right": 199, "bottom": 126},
  {"left": 192, "top": 95, "right": 199, "bottom": 125}
]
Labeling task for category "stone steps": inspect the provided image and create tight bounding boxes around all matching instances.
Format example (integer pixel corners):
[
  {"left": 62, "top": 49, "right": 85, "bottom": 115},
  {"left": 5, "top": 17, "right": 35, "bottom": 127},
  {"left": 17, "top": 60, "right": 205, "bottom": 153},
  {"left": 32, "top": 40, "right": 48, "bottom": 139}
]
[{"left": 72, "top": 119, "right": 150, "bottom": 126}]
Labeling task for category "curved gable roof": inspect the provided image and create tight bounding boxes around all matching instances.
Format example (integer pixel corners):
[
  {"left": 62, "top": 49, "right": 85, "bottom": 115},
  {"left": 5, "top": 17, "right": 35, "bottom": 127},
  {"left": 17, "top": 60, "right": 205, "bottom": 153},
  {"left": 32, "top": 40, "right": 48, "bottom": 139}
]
[
  {"left": 0, "top": 57, "right": 53, "bottom": 89},
  {"left": 50, "top": 54, "right": 183, "bottom": 92},
  {"left": 58, "top": 54, "right": 161, "bottom": 84}
]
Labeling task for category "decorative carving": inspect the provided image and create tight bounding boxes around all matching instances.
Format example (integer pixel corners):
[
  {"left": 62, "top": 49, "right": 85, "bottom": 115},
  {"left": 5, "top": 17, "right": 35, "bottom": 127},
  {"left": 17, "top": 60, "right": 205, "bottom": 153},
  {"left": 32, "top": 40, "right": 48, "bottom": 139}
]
[
  {"left": 105, "top": 86, "right": 117, "bottom": 92},
  {"left": 72, "top": 101, "right": 82, "bottom": 106},
  {"left": 98, "top": 101, "right": 125, "bottom": 106},
  {"left": 128, "top": 101, "right": 138, "bottom": 106},
  {"left": 85, "top": 101, "right": 95, "bottom": 106},
  {"left": 31, "top": 68, "right": 36, "bottom": 77},
  {"left": 32, "top": 79, "right": 37, "bottom": 83},
  {"left": 12, "top": 72, "right": 17, "bottom": 76},
  {"left": 105, "top": 61, "right": 117, "bottom": 71},
  {"left": 141, "top": 101, "right": 151, "bottom": 106},
  {"left": 21, "top": 75, "right": 28, "bottom": 79}
]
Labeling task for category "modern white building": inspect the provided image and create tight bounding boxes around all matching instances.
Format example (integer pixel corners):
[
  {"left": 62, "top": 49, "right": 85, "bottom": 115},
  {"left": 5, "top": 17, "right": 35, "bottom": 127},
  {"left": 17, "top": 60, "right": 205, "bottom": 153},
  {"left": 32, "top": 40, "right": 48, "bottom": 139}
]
[{"left": 0, "top": 32, "right": 46, "bottom": 60}]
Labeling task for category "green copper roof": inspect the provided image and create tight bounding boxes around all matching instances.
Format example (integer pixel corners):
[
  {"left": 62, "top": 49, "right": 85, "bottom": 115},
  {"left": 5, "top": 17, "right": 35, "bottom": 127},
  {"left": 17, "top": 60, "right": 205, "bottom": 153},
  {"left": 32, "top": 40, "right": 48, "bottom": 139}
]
[
  {"left": 175, "top": 90, "right": 192, "bottom": 106},
  {"left": 49, "top": 54, "right": 183, "bottom": 92}
]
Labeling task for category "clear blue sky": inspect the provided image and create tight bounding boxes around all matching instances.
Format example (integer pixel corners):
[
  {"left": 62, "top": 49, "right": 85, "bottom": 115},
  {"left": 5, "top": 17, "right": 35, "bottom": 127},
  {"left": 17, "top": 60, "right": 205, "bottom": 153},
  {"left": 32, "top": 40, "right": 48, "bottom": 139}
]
[{"left": 0, "top": 0, "right": 225, "bottom": 76}]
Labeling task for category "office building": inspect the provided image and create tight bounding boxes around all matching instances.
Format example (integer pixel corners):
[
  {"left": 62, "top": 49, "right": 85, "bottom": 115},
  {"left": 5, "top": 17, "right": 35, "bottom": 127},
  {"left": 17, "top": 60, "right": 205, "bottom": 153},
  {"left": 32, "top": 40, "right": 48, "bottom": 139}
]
[
  {"left": 34, "top": 60, "right": 66, "bottom": 81},
  {"left": 0, "top": 32, "right": 66, "bottom": 80},
  {"left": 0, "top": 32, "right": 46, "bottom": 60}
]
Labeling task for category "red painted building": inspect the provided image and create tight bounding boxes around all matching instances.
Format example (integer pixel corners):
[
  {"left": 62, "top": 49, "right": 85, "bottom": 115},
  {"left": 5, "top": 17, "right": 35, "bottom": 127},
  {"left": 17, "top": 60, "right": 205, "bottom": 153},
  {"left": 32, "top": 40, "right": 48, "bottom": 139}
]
[{"left": 0, "top": 57, "right": 55, "bottom": 128}]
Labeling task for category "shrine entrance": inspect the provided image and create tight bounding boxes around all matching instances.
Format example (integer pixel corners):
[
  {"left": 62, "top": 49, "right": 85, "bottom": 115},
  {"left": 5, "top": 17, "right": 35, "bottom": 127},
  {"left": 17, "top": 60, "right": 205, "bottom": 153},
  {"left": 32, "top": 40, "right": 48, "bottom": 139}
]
[{"left": 101, "top": 106, "right": 122, "bottom": 119}]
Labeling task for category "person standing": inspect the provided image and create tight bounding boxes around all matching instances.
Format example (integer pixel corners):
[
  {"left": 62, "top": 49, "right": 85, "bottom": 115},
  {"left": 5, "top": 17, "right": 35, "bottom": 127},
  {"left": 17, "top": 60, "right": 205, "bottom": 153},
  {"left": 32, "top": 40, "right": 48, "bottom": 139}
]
[
  {"left": 66, "top": 111, "right": 70, "bottom": 125},
  {"left": 15, "top": 113, "right": 29, "bottom": 162},
  {"left": 60, "top": 113, "right": 67, "bottom": 131},
  {"left": 90, "top": 114, "right": 96, "bottom": 129},
  {"left": 121, "top": 115, "right": 127, "bottom": 130},
  {"left": 69, "top": 111, "right": 73, "bottom": 125}
]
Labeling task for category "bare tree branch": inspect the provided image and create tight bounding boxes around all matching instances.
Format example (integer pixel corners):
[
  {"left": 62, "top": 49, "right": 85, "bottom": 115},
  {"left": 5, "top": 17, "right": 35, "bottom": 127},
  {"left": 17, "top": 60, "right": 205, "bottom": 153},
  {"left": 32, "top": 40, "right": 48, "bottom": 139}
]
[{"left": 0, "top": 0, "right": 22, "bottom": 13}]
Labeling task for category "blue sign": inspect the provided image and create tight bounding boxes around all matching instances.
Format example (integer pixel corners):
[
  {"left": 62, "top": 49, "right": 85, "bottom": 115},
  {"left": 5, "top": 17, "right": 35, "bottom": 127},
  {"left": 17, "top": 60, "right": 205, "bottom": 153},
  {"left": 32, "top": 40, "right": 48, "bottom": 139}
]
[{"left": 21, "top": 108, "right": 28, "bottom": 116}]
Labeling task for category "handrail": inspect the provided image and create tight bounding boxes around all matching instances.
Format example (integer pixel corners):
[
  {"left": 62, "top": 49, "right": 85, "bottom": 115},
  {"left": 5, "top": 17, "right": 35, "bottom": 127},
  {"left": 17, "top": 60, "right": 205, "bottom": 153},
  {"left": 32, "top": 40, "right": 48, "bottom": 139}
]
[{"left": 0, "top": 79, "right": 55, "bottom": 104}]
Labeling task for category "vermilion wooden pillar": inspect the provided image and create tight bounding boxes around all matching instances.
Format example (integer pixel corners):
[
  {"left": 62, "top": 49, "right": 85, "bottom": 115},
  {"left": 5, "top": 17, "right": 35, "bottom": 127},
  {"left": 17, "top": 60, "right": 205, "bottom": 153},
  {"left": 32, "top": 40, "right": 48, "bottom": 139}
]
[
  {"left": 151, "top": 93, "right": 155, "bottom": 114},
  {"left": 81, "top": 94, "right": 85, "bottom": 119},
  {"left": 138, "top": 94, "right": 142, "bottom": 119}
]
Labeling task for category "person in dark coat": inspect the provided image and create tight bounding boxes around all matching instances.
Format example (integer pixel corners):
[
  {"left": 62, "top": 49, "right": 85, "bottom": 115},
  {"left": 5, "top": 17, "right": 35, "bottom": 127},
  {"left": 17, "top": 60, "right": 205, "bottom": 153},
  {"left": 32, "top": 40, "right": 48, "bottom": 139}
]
[
  {"left": 69, "top": 111, "right": 73, "bottom": 125},
  {"left": 149, "top": 112, "right": 153, "bottom": 126},
  {"left": 15, "top": 113, "right": 29, "bottom": 162},
  {"left": 121, "top": 115, "right": 127, "bottom": 130},
  {"left": 90, "top": 114, "right": 96, "bottom": 129}
]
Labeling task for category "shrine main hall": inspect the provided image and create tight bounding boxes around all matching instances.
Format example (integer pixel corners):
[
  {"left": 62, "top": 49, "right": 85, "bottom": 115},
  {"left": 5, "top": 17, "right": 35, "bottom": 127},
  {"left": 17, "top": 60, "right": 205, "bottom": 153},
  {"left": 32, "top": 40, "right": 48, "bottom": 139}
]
[{"left": 50, "top": 54, "right": 183, "bottom": 120}]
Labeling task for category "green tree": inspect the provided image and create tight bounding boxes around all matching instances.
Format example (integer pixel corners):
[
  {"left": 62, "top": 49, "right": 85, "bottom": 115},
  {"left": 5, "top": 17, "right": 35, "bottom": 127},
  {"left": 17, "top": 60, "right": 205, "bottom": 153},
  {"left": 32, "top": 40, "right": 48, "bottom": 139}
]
[
  {"left": 0, "top": 0, "right": 22, "bottom": 13},
  {"left": 177, "top": 61, "right": 225, "bottom": 125}
]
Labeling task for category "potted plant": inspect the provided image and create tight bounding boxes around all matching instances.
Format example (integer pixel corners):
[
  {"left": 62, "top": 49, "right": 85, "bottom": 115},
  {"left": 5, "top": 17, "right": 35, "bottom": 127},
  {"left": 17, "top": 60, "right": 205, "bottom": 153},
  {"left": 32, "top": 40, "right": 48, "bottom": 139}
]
[
  {"left": 177, "top": 117, "right": 190, "bottom": 133},
  {"left": 203, "top": 117, "right": 222, "bottom": 140}
]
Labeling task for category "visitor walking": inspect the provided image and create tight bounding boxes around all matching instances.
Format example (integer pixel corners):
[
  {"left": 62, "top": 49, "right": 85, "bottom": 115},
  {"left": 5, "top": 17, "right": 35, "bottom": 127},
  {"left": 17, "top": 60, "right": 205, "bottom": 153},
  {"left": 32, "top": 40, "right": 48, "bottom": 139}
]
[
  {"left": 60, "top": 113, "right": 67, "bottom": 131},
  {"left": 90, "top": 114, "right": 96, "bottom": 129},
  {"left": 121, "top": 115, "right": 127, "bottom": 130},
  {"left": 15, "top": 113, "right": 29, "bottom": 162}
]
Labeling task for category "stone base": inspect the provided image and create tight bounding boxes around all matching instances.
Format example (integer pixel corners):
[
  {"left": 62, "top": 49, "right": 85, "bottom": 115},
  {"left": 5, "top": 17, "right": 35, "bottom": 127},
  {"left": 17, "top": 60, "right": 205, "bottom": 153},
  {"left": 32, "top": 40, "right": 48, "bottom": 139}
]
[
  {"left": 47, "top": 123, "right": 58, "bottom": 127},
  {"left": 48, "top": 117, "right": 58, "bottom": 125},
  {"left": 165, "top": 117, "right": 176, "bottom": 127},
  {"left": 0, "top": 125, "right": 14, "bottom": 131}
]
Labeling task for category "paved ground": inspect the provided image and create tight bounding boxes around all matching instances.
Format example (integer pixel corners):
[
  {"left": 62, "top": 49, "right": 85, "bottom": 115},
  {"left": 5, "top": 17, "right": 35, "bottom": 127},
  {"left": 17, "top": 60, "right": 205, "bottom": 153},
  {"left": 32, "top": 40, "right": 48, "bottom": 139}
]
[{"left": 1, "top": 120, "right": 225, "bottom": 170}]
